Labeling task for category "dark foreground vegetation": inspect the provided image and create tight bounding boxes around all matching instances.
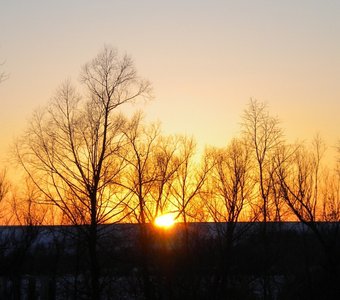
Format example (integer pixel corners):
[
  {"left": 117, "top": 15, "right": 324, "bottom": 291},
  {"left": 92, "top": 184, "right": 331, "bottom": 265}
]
[{"left": 0, "top": 222, "right": 340, "bottom": 300}]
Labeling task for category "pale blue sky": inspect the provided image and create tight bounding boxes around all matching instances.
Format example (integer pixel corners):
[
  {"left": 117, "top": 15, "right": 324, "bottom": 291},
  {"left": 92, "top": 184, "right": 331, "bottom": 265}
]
[{"left": 1, "top": 0, "right": 340, "bottom": 163}]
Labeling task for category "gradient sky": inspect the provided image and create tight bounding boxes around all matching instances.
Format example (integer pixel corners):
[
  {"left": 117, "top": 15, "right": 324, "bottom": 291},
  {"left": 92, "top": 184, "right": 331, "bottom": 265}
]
[{"left": 1, "top": 0, "right": 340, "bottom": 166}]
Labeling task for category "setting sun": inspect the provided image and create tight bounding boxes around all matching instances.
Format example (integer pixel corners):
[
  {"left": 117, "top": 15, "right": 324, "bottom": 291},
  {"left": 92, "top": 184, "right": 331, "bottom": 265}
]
[{"left": 154, "top": 214, "right": 175, "bottom": 228}]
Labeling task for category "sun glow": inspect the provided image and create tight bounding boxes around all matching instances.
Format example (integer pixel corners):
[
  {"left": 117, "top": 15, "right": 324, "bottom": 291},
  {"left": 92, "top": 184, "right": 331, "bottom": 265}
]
[{"left": 154, "top": 214, "right": 175, "bottom": 228}]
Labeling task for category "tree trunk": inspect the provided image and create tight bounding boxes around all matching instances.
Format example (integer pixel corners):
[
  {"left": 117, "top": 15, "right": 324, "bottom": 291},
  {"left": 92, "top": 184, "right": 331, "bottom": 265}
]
[{"left": 89, "top": 220, "right": 100, "bottom": 300}]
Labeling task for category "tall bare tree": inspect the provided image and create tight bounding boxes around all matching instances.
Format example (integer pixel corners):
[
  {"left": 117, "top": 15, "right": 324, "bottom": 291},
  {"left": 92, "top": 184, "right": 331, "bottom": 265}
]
[
  {"left": 242, "top": 99, "right": 284, "bottom": 222},
  {"left": 15, "top": 46, "right": 151, "bottom": 299}
]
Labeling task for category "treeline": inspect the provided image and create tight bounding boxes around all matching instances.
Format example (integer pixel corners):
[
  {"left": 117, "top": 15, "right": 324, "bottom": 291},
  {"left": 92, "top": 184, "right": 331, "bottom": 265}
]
[
  {"left": 1, "top": 46, "right": 337, "bottom": 227},
  {"left": 0, "top": 46, "right": 339, "bottom": 299}
]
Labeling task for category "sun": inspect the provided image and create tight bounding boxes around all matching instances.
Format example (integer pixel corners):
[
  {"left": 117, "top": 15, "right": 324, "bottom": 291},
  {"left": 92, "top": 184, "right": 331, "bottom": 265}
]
[{"left": 154, "top": 214, "right": 175, "bottom": 228}]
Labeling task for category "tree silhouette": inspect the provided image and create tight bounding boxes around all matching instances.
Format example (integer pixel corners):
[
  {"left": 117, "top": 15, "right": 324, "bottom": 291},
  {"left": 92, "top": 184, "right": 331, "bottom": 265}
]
[
  {"left": 242, "top": 98, "right": 284, "bottom": 223},
  {"left": 15, "top": 46, "right": 151, "bottom": 299}
]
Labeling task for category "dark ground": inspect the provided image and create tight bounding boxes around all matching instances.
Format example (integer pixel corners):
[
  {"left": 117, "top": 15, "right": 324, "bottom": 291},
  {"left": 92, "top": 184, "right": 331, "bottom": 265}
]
[{"left": 0, "top": 222, "right": 339, "bottom": 299}]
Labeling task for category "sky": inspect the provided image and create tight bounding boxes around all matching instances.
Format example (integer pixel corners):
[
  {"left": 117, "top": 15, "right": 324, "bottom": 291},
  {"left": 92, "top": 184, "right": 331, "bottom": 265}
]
[{"left": 1, "top": 0, "right": 340, "bottom": 167}]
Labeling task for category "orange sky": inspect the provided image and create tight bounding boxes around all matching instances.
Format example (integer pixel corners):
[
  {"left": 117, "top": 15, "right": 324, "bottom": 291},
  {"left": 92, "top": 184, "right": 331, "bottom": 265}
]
[{"left": 1, "top": 0, "right": 339, "bottom": 168}]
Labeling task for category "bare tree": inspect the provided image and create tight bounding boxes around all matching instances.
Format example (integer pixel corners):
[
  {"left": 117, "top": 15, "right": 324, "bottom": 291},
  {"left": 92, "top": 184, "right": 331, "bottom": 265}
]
[
  {"left": 323, "top": 140, "right": 340, "bottom": 220},
  {"left": 119, "top": 113, "right": 161, "bottom": 225},
  {"left": 205, "top": 138, "right": 252, "bottom": 224},
  {"left": 170, "top": 137, "right": 206, "bottom": 223},
  {"left": 321, "top": 169, "right": 340, "bottom": 221},
  {"left": 242, "top": 99, "right": 284, "bottom": 222},
  {"left": 15, "top": 46, "right": 151, "bottom": 299},
  {"left": 277, "top": 137, "right": 325, "bottom": 224},
  {"left": 148, "top": 134, "right": 182, "bottom": 220}
]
